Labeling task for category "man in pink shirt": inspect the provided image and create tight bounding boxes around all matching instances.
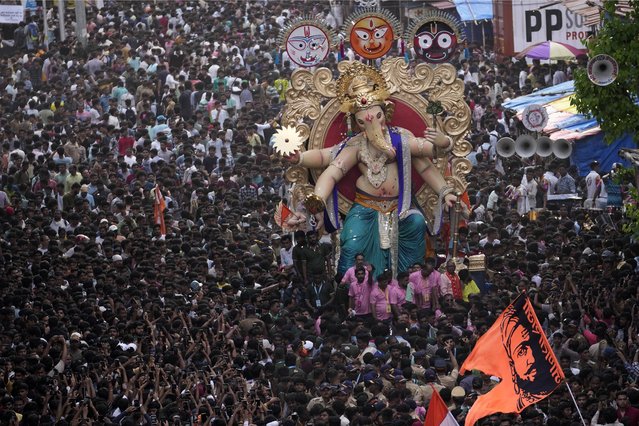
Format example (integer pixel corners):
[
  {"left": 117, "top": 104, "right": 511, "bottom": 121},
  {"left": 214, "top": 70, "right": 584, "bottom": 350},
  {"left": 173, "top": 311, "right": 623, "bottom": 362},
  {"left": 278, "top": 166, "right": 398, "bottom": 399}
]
[
  {"left": 390, "top": 271, "right": 409, "bottom": 320},
  {"left": 408, "top": 257, "right": 440, "bottom": 309},
  {"left": 370, "top": 271, "right": 393, "bottom": 323},
  {"left": 341, "top": 253, "right": 369, "bottom": 286},
  {"left": 349, "top": 265, "right": 372, "bottom": 320}
]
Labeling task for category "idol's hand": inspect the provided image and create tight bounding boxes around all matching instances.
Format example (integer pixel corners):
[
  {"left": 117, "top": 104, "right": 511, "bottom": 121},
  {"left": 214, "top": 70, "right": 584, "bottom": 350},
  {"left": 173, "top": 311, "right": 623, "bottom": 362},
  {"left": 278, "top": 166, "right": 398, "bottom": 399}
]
[
  {"left": 444, "top": 193, "right": 457, "bottom": 208},
  {"left": 284, "top": 150, "right": 300, "bottom": 165},
  {"left": 313, "top": 213, "right": 325, "bottom": 233},
  {"left": 286, "top": 211, "right": 308, "bottom": 228},
  {"left": 424, "top": 128, "right": 451, "bottom": 148}
]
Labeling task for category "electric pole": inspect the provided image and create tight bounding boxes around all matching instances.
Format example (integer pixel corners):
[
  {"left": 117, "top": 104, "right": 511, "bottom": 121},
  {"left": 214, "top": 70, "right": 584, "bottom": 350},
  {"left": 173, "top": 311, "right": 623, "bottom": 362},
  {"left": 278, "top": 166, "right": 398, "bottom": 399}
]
[
  {"left": 42, "top": 0, "right": 49, "bottom": 50},
  {"left": 58, "top": 0, "right": 65, "bottom": 42},
  {"left": 75, "top": 0, "right": 86, "bottom": 47}
]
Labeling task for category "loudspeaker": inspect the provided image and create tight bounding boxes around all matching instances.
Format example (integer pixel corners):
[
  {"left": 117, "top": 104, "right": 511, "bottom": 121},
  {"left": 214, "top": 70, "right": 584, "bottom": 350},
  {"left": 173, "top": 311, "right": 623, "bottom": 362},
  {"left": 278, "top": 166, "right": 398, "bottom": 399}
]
[
  {"left": 536, "top": 136, "right": 553, "bottom": 157},
  {"left": 496, "top": 137, "right": 515, "bottom": 158},
  {"left": 515, "top": 134, "right": 536, "bottom": 158},
  {"left": 552, "top": 138, "right": 572, "bottom": 159},
  {"left": 587, "top": 54, "right": 618, "bottom": 86}
]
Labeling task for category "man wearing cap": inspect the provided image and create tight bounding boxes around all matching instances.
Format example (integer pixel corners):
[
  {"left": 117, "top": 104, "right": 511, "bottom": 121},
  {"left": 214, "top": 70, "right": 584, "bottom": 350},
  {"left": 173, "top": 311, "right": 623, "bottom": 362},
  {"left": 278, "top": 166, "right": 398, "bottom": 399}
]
[
  {"left": 307, "top": 382, "right": 334, "bottom": 412},
  {"left": 364, "top": 377, "right": 387, "bottom": 405},
  {"left": 78, "top": 184, "right": 95, "bottom": 210},
  {"left": 450, "top": 386, "right": 466, "bottom": 410},
  {"left": 421, "top": 368, "right": 445, "bottom": 403},
  {"left": 150, "top": 115, "right": 171, "bottom": 141}
]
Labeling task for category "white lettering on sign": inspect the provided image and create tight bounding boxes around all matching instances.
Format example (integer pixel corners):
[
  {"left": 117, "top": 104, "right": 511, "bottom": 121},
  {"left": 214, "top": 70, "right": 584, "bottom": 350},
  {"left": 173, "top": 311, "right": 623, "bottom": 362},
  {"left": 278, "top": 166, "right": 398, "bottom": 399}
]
[
  {"left": 512, "top": 0, "right": 589, "bottom": 53},
  {"left": 0, "top": 5, "right": 24, "bottom": 24}
]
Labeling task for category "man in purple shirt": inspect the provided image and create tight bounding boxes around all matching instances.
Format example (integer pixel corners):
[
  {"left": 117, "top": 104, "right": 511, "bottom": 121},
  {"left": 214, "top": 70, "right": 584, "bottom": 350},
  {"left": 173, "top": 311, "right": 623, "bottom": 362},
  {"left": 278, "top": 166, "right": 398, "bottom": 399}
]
[
  {"left": 408, "top": 257, "right": 440, "bottom": 309},
  {"left": 349, "top": 264, "right": 373, "bottom": 320},
  {"left": 341, "top": 252, "right": 369, "bottom": 286},
  {"left": 370, "top": 270, "right": 393, "bottom": 323}
]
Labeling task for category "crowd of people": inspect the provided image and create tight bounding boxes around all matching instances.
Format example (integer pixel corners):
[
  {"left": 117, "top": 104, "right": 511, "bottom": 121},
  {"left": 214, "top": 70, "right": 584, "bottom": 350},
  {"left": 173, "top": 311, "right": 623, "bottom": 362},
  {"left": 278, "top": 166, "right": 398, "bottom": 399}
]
[{"left": 0, "top": 1, "right": 636, "bottom": 426}]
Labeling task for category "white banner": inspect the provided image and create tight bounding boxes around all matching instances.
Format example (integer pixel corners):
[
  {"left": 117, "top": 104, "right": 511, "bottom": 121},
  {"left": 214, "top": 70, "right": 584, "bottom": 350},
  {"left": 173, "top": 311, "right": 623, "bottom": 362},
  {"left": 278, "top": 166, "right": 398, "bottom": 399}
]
[
  {"left": 512, "top": 1, "right": 589, "bottom": 53},
  {"left": 0, "top": 5, "right": 24, "bottom": 24}
]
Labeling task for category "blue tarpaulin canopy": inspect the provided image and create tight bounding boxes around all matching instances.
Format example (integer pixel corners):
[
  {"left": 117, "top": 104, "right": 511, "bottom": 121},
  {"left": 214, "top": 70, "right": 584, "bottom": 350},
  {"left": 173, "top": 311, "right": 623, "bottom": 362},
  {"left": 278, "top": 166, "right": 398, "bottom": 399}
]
[
  {"left": 453, "top": 0, "right": 493, "bottom": 21},
  {"left": 503, "top": 81, "right": 635, "bottom": 175}
]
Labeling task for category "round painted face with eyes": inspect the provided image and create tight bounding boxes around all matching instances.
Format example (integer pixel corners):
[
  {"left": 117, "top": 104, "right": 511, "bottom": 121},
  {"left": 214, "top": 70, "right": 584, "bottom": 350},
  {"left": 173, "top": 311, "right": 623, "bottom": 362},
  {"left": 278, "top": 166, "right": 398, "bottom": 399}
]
[
  {"left": 413, "top": 21, "right": 459, "bottom": 63},
  {"left": 286, "top": 24, "right": 330, "bottom": 68},
  {"left": 350, "top": 16, "right": 395, "bottom": 60}
]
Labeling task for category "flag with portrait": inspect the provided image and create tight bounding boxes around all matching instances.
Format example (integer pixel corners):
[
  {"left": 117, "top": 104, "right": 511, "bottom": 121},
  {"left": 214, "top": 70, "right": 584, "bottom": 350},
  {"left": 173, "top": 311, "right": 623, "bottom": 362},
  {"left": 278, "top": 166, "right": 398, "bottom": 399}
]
[{"left": 460, "top": 293, "right": 564, "bottom": 426}]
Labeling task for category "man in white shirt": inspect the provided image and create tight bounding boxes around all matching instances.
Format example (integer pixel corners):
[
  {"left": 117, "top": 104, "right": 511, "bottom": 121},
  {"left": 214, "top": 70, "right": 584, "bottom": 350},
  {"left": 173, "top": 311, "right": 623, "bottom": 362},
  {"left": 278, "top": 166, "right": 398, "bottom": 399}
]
[
  {"left": 208, "top": 59, "right": 219, "bottom": 80},
  {"left": 525, "top": 168, "right": 538, "bottom": 211},
  {"left": 210, "top": 102, "right": 229, "bottom": 129},
  {"left": 542, "top": 165, "right": 559, "bottom": 194},
  {"left": 584, "top": 160, "right": 607, "bottom": 209},
  {"left": 123, "top": 148, "right": 137, "bottom": 167},
  {"left": 479, "top": 227, "right": 501, "bottom": 248},
  {"left": 487, "top": 185, "right": 500, "bottom": 211},
  {"left": 519, "top": 66, "right": 529, "bottom": 89},
  {"left": 165, "top": 72, "right": 178, "bottom": 90},
  {"left": 279, "top": 234, "right": 294, "bottom": 273},
  {"left": 552, "top": 65, "right": 568, "bottom": 86}
]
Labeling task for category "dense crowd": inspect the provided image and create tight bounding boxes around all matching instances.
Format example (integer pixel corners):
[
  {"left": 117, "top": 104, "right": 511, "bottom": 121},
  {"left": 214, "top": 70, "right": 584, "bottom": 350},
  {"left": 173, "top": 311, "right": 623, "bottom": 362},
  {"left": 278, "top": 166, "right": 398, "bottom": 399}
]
[{"left": 0, "top": 1, "right": 636, "bottom": 426}]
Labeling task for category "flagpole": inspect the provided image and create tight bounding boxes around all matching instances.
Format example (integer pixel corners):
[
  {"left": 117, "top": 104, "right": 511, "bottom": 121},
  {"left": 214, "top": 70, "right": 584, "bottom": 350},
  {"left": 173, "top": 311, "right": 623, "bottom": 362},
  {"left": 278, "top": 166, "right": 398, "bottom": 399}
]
[{"left": 565, "top": 381, "right": 587, "bottom": 426}]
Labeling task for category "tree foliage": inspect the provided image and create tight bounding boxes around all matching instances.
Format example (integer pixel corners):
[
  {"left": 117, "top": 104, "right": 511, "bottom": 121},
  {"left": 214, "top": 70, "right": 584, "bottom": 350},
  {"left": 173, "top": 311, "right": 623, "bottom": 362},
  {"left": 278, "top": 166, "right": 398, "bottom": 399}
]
[{"left": 571, "top": 0, "right": 639, "bottom": 144}]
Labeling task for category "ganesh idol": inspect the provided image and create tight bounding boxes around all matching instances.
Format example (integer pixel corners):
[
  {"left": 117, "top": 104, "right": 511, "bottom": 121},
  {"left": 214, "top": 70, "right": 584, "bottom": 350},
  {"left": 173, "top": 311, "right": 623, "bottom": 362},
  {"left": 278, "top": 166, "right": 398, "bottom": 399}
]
[{"left": 286, "top": 62, "right": 457, "bottom": 277}]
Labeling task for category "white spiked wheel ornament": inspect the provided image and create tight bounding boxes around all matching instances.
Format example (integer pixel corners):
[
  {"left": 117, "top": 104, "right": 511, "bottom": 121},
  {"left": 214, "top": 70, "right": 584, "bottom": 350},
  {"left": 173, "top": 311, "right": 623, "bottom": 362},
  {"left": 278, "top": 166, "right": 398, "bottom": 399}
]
[{"left": 273, "top": 126, "right": 305, "bottom": 156}]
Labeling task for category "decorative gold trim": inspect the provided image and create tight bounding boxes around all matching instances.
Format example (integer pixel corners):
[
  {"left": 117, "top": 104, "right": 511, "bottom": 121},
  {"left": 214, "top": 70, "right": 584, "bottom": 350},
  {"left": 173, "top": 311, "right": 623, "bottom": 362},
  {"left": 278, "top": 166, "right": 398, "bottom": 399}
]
[{"left": 281, "top": 58, "right": 472, "bottom": 223}]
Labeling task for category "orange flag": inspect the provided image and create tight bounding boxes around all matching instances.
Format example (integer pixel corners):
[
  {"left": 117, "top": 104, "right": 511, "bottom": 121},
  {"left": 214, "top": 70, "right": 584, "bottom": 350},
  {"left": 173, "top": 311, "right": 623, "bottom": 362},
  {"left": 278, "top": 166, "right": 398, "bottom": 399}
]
[
  {"left": 274, "top": 202, "right": 292, "bottom": 228},
  {"left": 153, "top": 185, "right": 166, "bottom": 236},
  {"left": 460, "top": 293, "right": 564, "bottom": 426},
  {"left": 425, "top": 386, "right": 459, "bottom": 426}
]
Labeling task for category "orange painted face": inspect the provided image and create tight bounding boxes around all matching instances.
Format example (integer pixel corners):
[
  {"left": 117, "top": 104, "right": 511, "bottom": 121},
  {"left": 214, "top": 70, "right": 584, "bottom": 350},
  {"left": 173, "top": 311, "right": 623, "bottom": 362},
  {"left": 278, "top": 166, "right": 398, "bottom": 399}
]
[{"left": 350, "top": 16, "right": 394, "bottom": 60}]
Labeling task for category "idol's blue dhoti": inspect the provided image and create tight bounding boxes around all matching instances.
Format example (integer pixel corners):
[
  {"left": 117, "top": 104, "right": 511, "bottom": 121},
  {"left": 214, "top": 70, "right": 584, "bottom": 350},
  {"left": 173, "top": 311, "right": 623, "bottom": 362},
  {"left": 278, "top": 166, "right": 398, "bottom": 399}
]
[{"left": 337, "top": 195, "right": 427, "bottom": 278}]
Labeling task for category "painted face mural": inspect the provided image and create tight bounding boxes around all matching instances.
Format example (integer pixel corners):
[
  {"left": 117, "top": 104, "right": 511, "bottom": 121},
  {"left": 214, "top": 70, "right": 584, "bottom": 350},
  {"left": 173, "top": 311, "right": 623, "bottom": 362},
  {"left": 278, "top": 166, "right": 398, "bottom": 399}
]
[
  {"left": 350, "top": 16, "right": 395, "bottom": 59},
  {"left": 413, "top": 21, "right": 459, "bottom": 63},
  {"left": 285, "top": 25, "right": 330, "bottom": 68}
]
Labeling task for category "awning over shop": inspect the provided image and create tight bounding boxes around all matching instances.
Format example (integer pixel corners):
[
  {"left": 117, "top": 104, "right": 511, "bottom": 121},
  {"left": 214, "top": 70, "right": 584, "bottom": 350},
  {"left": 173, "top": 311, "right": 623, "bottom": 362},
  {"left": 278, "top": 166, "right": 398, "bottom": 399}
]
[
  {"left": 503, "top": 80, "right": 636, "bottom": 174},
  {"left": 503, "top": 81, "right": 598, "bottom": 141},
  {"left": 453, "top": 0, "right": 493, "bottom": 21},
  {"left": 562, "top": 0, "right": 632, "bottom": 27}
]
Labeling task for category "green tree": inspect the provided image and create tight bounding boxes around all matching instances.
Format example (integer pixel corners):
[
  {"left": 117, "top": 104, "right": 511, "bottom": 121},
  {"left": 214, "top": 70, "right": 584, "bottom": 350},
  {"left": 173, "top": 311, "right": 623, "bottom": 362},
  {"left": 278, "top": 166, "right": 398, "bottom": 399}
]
[{"left": 571, "top": 0, "right": 639, "bottom": 144}]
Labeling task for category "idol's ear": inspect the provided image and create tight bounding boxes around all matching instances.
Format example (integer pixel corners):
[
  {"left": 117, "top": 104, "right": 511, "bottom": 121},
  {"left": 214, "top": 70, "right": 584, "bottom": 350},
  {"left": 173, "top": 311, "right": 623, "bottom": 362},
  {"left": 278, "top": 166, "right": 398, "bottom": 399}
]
[{"left": 383, "top": 100, "right": 395, "bottom": 123}]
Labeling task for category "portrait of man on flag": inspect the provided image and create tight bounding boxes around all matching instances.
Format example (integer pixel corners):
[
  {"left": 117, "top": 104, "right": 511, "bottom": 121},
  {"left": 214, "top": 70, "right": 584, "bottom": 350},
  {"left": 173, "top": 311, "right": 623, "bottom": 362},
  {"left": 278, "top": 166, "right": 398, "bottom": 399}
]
[
  {"left": 460, "top": 294, "right": 564, "bottom": 426},
  {"left": 500, "top": 296, "right": 563, "bottom": 411}
]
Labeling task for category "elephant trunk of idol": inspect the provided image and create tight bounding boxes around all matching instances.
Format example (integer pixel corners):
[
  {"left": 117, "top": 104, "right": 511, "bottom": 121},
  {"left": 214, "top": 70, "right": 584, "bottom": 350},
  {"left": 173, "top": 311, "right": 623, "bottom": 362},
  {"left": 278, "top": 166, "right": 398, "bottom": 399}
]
[{"left": 363, "top": 119, "right": 395, "bottom": 157}]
